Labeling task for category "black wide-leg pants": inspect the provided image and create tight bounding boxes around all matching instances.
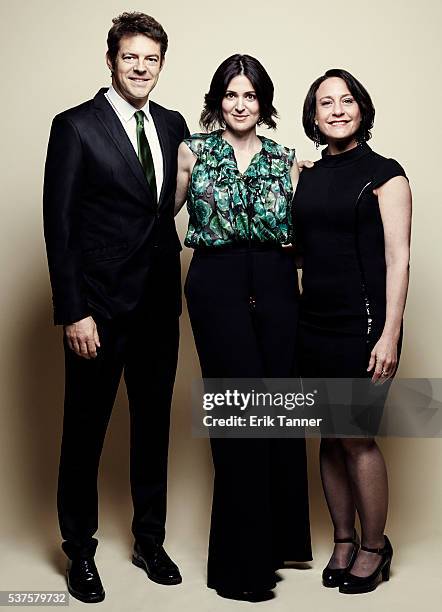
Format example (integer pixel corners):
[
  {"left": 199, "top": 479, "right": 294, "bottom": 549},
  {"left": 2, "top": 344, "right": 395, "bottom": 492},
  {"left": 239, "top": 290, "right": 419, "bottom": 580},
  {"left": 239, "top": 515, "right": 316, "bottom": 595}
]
[
  {"left": 185, "top": 247, "right": 312, "bottom": 593},
  {"left": 58, "top": 254, "right": 180, "bottom": 560}
]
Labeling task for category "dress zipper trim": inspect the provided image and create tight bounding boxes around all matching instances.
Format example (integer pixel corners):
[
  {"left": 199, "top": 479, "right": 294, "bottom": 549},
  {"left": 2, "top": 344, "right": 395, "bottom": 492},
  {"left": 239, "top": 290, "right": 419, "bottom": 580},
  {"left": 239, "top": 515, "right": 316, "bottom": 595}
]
[{"left": 354, "top": 181, "right": 373, "bottom": 336}]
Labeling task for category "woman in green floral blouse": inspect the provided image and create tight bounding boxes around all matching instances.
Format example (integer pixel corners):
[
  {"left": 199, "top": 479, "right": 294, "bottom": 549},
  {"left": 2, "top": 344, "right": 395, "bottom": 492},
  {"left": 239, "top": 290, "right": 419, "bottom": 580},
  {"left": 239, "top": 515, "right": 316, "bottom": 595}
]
[{"left": 175, "top": 54, "right": 311, "bottom": 601}]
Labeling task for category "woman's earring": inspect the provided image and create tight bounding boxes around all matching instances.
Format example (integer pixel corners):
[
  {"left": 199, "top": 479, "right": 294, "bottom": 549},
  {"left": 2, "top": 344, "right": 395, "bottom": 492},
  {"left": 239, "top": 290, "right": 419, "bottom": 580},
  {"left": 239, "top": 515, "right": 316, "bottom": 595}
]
[
  {"left": 355, "top": 122, "right": 366, "bottom": 144},
  {"left": 314, "top": 123, "right": 321, "bottom": 149}
]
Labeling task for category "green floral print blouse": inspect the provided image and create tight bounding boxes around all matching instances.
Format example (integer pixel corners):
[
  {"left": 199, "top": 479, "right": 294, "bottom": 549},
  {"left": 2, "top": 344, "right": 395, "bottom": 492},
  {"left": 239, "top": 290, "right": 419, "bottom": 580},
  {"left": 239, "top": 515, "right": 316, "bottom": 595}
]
[{"left": 183, "top": 130, "right": 296, "bottom": 248}]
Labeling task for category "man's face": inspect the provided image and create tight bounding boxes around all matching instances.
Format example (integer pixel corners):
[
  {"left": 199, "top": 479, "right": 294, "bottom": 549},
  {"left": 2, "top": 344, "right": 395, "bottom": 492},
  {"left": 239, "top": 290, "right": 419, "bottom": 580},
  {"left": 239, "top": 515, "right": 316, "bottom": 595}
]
[{"left": 107, "top": 34, "right": 163, "bottom": 108}]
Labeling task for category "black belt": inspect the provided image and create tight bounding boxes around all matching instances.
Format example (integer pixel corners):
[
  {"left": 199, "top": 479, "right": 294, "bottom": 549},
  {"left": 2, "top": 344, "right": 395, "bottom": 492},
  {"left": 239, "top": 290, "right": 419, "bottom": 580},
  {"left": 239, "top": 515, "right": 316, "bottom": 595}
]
[{"left": 193, "top": 242, "right": 284, "bottom": 255}]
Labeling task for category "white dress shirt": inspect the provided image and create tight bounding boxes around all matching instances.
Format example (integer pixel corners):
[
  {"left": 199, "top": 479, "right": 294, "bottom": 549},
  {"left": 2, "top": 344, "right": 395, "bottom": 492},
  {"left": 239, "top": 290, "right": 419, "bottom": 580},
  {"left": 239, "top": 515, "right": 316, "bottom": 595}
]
[{"left": 105, "top": 85, "right": 164, "bottom": 199}]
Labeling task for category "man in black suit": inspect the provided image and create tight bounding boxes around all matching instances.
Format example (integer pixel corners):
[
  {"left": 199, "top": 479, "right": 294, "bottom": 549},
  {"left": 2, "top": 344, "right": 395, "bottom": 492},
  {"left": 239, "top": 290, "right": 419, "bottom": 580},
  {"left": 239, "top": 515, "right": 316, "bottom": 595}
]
[{"left": 43, "top": 12, "right": 189, "bottom": 603}]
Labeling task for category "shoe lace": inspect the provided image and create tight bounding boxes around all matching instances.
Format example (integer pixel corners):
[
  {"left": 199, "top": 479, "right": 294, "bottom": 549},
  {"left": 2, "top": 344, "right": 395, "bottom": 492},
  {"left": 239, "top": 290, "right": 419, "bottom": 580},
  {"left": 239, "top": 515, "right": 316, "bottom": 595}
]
[{"left": 79, "top": 558, "right": 96, "bottom": 579}]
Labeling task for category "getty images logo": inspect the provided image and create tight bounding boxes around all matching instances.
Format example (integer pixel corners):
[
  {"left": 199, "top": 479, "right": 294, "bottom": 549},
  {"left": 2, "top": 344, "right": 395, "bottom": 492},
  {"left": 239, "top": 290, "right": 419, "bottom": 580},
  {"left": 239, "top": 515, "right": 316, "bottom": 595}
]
[{"left": 202, "top": 389, "right": 317, "bottom": 411}]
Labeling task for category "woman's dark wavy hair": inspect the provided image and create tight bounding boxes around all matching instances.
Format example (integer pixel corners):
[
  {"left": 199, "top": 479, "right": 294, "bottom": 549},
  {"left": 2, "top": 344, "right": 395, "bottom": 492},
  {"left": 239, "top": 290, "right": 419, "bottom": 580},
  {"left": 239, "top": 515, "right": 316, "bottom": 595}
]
[
  {"left": 302, "top": 68, "right": 375, "bottom": 145},
  {"left": 107, "top": 12, "right": 168, "bottom": 67},
  {"left": 200, "top": 54, "right": 278, "bottom": 132}
]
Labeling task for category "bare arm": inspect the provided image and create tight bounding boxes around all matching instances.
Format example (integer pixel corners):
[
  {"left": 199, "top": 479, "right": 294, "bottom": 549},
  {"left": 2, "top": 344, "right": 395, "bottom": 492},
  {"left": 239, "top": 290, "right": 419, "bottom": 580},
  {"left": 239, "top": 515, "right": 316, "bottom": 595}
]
[
  {"left": 290, "top": 157, "right": 300, "bottom": 192},
  {"left": 290, "top": 158, "right": 303, "bottom": 262},
  {"left": 174, "top": 142, "right": 196, "bottom": 216},
  {"left": 367, "top": 176, "right": 412, "bottom": 381}
]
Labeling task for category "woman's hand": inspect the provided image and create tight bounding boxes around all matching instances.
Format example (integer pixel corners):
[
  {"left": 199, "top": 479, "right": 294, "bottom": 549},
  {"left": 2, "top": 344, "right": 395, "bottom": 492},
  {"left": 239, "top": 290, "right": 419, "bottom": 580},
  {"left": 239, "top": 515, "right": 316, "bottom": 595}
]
[
  {"left": 367, "top": 334, "right": 398, "bottom": 383},
  {"left": 297, "top": 159, "right": 314, "bottom": 172}
]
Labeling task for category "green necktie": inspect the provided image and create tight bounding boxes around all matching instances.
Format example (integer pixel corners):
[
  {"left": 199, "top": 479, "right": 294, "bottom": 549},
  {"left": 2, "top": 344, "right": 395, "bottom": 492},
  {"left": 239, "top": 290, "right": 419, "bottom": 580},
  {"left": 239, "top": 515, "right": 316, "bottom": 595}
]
[{"left": 134, "top": 110, "right": 157, "bottom": 203}]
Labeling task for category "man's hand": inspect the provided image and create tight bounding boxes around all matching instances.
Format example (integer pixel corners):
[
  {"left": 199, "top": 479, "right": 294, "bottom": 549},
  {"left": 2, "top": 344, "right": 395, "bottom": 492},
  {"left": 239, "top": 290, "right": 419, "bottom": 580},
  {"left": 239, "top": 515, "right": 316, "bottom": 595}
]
[
  {"left": 297, "top": 160, "right": 314, "bottom": 173},
  {"left": 64, "top": 316, "right": 100, "bottom": 359}
]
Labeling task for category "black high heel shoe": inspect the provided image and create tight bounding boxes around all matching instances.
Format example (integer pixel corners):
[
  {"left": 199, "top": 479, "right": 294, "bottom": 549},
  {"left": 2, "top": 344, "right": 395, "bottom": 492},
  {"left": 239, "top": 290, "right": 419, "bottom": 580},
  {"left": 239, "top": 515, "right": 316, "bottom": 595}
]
[
  {"left": 322, "top": 529, "right": 360, "bottom": 588},
  {"left": 339, "top": 535, "right": 393, "bottom": 594}
]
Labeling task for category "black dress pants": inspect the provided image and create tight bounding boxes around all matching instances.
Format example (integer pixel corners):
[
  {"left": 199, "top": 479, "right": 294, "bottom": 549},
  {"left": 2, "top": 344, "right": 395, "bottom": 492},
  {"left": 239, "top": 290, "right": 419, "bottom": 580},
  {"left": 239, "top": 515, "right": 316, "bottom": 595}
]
[
  {"left": 185, "top": 247, "right": 312, "bottom": 593},
  {"left": 58, "top": 255, "right": 180, "bottom": 560}
]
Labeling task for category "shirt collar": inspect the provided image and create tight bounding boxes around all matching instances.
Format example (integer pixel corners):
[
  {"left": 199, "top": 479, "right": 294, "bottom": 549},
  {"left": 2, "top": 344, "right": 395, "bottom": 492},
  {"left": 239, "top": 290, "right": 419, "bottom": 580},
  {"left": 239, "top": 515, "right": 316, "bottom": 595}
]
[
  {"left": 319, "top": 142, "right": 371, "bottom": 168},
  {"left": 107, "top": 85, "right": 151, "bottom": 123}
]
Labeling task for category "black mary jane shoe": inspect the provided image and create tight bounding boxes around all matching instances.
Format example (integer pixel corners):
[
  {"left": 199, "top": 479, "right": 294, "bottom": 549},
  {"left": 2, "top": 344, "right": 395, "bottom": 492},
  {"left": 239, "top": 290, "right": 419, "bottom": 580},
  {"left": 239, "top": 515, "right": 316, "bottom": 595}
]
[
  {"left": 339, "top": 535, "right": 393, "bottom": 594},
  {"left": 66, "top": 557, "right": 105, "bottom": 603},
  {"left": 322, "top": 529, "right": 360, "bottom": 588}
]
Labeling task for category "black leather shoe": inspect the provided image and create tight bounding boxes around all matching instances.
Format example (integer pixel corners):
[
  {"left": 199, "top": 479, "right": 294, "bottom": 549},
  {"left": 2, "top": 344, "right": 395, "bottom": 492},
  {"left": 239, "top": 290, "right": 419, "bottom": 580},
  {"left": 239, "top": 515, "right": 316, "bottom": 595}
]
[
  {"left": 216, "top": 589, "right": 275, "bottom": 602},
  {"left": 339, "top": 535, "right": 393, "bottom": 594},
  {"left": 132, "top": 543, "right": 182, "bottom": 585},
  {"left": 322, "top": 529, "right": 360, "bottom": 588},
  {"left": 66, "top": 558, "right": 105, "bottom": 603}
]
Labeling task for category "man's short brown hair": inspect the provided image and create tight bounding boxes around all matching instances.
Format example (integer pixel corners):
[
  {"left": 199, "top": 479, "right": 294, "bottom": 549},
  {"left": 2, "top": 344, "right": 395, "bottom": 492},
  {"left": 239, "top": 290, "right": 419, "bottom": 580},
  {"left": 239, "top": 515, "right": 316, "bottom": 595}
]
[{"left": 107, "top": 12, "right": 168, "bottom": 67}]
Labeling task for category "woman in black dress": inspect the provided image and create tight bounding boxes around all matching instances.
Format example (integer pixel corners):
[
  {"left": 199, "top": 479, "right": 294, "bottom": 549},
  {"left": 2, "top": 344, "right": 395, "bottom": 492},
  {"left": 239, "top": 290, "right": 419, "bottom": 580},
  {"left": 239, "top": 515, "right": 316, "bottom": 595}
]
[{"left": 294, "top": 69, "right": 412, "bottom": 594}]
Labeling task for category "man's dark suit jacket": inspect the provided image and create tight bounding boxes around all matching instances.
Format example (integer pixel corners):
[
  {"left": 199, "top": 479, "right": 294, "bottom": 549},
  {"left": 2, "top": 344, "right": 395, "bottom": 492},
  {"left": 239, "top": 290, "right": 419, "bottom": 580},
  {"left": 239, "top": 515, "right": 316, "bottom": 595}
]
[{"left": 43, "top": 88, "right": 189, "bottom": 325}]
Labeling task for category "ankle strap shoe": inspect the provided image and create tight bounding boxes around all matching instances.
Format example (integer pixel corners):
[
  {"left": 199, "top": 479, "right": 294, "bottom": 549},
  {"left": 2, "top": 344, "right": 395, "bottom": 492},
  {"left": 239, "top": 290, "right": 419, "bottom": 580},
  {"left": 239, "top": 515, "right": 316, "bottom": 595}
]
[
  {"left": 339, "top": 535, "right": 393, "bottom": 594},
  {"left": 322, "top": 529, "right": 360, "bottom": 588}
]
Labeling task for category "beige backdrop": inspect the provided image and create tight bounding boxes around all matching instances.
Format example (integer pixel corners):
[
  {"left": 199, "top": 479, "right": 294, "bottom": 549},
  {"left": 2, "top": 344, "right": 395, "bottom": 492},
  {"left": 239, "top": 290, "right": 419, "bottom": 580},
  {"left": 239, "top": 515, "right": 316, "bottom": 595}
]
[{"left": 0, "top": 1, "right": 441, "bottom": 610}]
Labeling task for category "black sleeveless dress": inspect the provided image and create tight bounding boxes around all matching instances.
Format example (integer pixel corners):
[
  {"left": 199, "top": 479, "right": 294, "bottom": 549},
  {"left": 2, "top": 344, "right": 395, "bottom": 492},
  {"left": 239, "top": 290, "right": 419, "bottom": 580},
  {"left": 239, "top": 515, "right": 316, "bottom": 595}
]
[{"left": 294, "top": 143, "right": 407, "bottom": 425}]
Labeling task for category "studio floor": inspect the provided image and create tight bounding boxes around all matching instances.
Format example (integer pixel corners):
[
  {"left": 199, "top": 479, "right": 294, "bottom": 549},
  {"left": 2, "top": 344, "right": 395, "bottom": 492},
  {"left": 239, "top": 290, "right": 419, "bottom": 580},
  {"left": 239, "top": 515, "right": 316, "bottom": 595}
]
[{"left": 1, "top": 531, "right": 440, "bottom": 612}]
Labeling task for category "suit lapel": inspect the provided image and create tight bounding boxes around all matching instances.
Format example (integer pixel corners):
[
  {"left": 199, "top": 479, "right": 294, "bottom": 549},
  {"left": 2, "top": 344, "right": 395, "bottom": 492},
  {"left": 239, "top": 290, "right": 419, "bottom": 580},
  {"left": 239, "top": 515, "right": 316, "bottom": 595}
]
[
  {"left": 150, "top": 102, "right": 171, "bottom": 209},
  {"left": 92, "top": 89, "right": 156, "bottom": 208}
]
